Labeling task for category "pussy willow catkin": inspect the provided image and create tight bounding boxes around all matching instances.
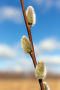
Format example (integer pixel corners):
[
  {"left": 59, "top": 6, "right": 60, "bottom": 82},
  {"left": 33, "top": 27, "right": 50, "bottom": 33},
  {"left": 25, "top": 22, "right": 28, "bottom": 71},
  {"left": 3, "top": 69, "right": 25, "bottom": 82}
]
[
  {"left": 21, "top": 36, "right": 32, "bottom": 54},
  {"left": 36, "top": 61, "right": 47, "bottom": 79},
  {"left": 26, "top": 6, "right": 36, "bottom": 26}
]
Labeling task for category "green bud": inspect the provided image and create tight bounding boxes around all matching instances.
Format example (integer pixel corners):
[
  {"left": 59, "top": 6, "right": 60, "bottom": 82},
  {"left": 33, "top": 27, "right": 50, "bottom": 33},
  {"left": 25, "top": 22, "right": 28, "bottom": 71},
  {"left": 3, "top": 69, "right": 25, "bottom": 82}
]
[
  {"left": 35, "top": 61, "right": 47, "bottom": 79},
  {"left": 21, "top": 36, "right": 32, "bottom": 54},
  {"left": 26, "top": 6, "right": 36, "bottom": 26}
]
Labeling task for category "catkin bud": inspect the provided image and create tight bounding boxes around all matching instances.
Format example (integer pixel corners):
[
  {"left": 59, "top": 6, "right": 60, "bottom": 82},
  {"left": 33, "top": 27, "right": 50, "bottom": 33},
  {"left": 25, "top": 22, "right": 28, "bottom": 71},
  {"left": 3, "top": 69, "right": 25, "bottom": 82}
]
[
  {"left": 42, "top": 82, "right": 50, "bottom": 90},
  {"left": 21, "top": 36, "right": 32, "bottom": 54},
  {"left": 35, "top": 61, "right": 47, "bottom": 79},
  {"left": 26, "top": 6, "right": 36, "bottom": 26}
]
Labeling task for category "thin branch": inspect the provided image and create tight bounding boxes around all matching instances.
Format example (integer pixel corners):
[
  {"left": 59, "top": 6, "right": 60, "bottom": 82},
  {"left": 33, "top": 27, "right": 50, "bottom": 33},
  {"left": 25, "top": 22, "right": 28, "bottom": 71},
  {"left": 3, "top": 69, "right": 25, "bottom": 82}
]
[
  {"left": 20, "top": 0, "right": 37, "bottom": 68},
  {"left": 20, "top": 0, "right": 44, "bottom": 90},
  {"left": 39, "top": 79, "right": 44, "bottom": 90}
]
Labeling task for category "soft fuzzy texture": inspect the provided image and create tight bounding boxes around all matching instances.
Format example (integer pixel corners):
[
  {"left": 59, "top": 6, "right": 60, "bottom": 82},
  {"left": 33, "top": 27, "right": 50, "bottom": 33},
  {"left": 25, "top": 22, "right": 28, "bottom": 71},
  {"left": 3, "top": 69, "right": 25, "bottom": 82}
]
[
  {"left": 35, "top": 61, "right": 47, "bottom": 79},
  {"left": 21, "top": 36, "right": 32, "bottom": 54},
  {"left": 26, "top": 6, "right": 36, "bottom": 26},
  {"left": 42, "top": 82, "right": 50, "bottom": 90}
]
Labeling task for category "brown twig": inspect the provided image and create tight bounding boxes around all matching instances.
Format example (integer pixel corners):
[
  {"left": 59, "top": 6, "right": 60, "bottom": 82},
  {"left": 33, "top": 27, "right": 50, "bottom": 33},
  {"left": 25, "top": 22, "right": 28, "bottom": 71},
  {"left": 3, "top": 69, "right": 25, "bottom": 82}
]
[
  {"left": 20, "top": 0, "right": 44, "bottom": 90},
  {"left": 20, "top": 0, "right": 37, "bottom": 68},
  {"left": 39, "top": 79, "right": 44, "bottom": 90}
]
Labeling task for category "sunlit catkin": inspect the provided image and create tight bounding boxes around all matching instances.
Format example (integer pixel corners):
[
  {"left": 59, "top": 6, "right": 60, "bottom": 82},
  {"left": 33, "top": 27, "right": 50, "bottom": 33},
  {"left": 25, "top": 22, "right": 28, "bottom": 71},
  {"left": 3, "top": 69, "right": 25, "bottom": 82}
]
[
  {"left": 42, "top": 82, "right": 50, "bottom": 90},
  {"left": 26, "top": 6, "right": 36, "bottom": 26},
  {"left": 36, "top": 61, "right": 47, "bottom": 79},
  {"left": 21, "top": 36, "right": 32, "bottom": 54}
]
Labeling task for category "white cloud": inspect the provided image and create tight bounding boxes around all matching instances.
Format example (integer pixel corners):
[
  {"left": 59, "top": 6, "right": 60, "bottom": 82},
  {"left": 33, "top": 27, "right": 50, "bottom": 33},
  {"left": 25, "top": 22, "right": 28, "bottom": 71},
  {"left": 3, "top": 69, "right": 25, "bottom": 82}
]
[
  {"left": 55, "top": 1, "right": 60, "bottom": 9},
  {"left": 0, "top": 44, "right": 16, "bottom": 58},
  {"left": 35, "top": 38, "right": 60, "bottom": 55},
  {"left": 34, "top": 37, "right": 60, "bottom": 65},
  {"left": 0, "top": 40, "right": 60, "bottom": 73},
  {"left": 9, "top": 66, "right": 22, "bottom": 73},
  {"left": 0, "top": 6, "right": 23, "bottom": 23},
  {"left": 33, "top": 0, "right": 60, "bottom": 9},
  {"left": 18, "top": 56, "right": 34, "bottom": 72},
  {"left": 37, "top": 55, "right": 60, "bottom": 64},
  {"left": 0, "top": 65, "right": 22, "bottom": 73}
]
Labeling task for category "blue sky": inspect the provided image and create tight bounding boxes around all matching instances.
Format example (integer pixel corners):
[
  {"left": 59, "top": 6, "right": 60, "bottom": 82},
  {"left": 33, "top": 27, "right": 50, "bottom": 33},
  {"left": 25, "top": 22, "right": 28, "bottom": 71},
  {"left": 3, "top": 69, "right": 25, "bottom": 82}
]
[{"left": 0, "top": 0, "right": 60, "bottom": 74}]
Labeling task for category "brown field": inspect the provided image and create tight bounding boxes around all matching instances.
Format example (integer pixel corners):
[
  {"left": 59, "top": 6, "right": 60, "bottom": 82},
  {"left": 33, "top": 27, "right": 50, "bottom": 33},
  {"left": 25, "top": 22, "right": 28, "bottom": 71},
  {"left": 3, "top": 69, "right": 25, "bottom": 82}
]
[{"left": 0, "top": 78, "right": 60, "bottom": 90}]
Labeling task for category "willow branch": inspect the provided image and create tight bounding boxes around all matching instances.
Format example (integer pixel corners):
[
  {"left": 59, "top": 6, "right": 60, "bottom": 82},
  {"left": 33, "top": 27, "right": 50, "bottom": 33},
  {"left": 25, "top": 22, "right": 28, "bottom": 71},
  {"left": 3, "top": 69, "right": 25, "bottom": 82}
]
[
  {"left": 20, "top": 0, "right": 37, "bottom": 68},
  {"left": 20, "top": 0, "right": 44, "bottom": 90}
]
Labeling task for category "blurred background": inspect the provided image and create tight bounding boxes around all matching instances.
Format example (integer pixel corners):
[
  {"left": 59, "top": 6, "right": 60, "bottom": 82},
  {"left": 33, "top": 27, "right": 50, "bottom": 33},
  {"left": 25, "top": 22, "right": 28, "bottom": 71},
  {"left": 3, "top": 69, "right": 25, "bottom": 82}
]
[{"left": 0, "top": 0, "right": 60, "bottom": 90}]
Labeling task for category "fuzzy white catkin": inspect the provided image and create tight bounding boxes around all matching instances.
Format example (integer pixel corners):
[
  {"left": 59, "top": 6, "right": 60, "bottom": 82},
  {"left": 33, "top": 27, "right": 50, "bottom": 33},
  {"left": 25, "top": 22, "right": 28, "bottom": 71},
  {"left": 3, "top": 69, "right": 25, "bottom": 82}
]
[
  {"left": 41, "top": 82, "right": 50, "bottom": 90},
  {"left": 26, "top": 6, "right": 36, "bottom": 26},
  {"left": 35, "top": 61, "right": 47, "bottom": 79},
  {"left": 21, "top": 36, "right": 32, "bottom": 54}
]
